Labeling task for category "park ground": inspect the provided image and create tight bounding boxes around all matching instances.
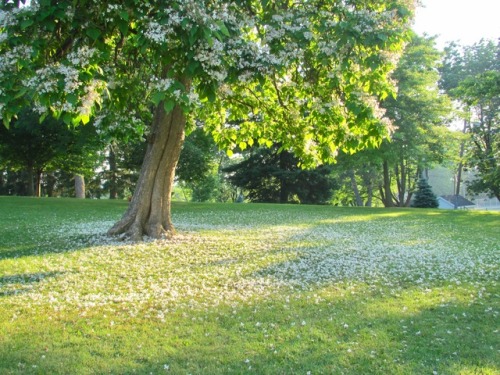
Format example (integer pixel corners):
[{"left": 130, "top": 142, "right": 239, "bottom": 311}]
[{"left": 0, "top": 197, "right": 499, "bottom": 374}]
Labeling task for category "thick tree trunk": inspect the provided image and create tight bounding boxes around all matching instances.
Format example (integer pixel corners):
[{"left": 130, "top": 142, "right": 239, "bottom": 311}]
[
  {"left": 108, "top": 101, "right": 186, "bottom": 241},
  {"left": 75, "top": 174, "right": 85, "bottom": 198},
  {"left": 365, "top": 178, "right": 373, "bottom": 207}
]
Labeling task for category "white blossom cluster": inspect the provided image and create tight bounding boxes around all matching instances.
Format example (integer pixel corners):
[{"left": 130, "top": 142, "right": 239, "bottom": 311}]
[
  {"left": 193, "top": 38, "right": 228, "bottom": 83},
  {"left": 0, "top": 3, "right": 39, "bottom": 28},
  {"left": 94, "top": 109, "right": 147, "bottom": 138},
  {"left": 0, "top": 45, "right": 33, "bottom": 79},
  {"left": 18, "top": 44, "right": 104, "bottom": 117},
  {"left": 143, "top": 21, "right": 172, "bottom": 44}
]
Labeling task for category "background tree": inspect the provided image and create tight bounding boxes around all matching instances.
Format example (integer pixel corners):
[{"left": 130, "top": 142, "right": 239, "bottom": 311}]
[
  {"left": 224, "top": 146, "right": 337, "bottom": 204},
  {"left": 0, "top": 0, "right": 414, "bottom": 240},
  {"left": 176, "top": 127, "right": 225, "bottom": 202},
  {"left": 411, "top": 177, "right": 439, "bottom": 208},
  {"left": 455, "top": 71, "right": 500, "bottom": 200},
  {"left": 378, "top": 33, "right": 452, "bottom": 207},
  {"left": 0, "top": 108, "right": 102, "bottom": 197},
  {"left": 330, "top": 149, "right": 382, "bottom": 206},
  {"left": 100, "top": 139, "right": 147, "bottom": 200},
  {"left": 440, "top": 40, "right": 500, "bottom": 201}
]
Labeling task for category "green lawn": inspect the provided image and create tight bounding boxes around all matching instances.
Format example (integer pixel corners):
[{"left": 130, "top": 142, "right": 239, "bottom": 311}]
[{"left": 0, "top": 197, "right": 499, "bottom": 374}]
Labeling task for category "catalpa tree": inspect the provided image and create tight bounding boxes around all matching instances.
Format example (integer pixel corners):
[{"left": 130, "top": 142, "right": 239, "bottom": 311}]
[{"left": 0, "top": 0, "right": 414, "bottom": 240}]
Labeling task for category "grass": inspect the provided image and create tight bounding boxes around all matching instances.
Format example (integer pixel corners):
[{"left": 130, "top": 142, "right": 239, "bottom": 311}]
[{"left": 0, "top": 196, "right": 499, "bottom": 374}]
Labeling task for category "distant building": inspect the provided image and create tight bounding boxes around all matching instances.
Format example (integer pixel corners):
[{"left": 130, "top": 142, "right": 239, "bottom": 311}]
[{"left": 438, "top": 195, "right": 476, "bottom": 210}]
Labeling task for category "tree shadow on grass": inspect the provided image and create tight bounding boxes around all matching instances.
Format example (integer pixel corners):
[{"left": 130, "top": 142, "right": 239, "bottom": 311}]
[
  {"left": 0, "top": 235, "right": 96, "bottom": 260},
  {"left": 0, "top": 271, "right": 65, "bottom": 297},
  {"left": 0, "top": 290, "right": 496, "bottom": 374}
]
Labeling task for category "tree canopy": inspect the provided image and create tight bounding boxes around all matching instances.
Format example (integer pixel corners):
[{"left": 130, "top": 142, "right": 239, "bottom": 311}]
[
  {"left": 378, "top": 33, "right": 452, "bottom": 207},
  {"left": 441, "top": 40, "right": 500, "bottom": 201},
  {"left": 0, "top": 0, "right": 415, "bottom": 239}
]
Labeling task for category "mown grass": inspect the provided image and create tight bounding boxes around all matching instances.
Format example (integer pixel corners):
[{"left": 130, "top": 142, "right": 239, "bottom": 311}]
[{"left": 0, "top": 196, "right": 499, "bottom": 374}]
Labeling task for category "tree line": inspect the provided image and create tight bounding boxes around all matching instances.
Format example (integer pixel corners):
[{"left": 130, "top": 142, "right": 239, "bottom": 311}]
[{"left": 2, "top": 35, "right": 497, "bottom": 206}]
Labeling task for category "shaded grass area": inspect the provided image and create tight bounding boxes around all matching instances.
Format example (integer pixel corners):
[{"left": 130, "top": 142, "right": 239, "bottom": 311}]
[{"left": 0, "top": 197, "right": 499, "bottom": 374}]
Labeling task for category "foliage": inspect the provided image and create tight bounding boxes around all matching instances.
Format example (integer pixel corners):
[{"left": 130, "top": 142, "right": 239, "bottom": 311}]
[
  {"left": 455, "top": 71, "right": 500, "bottom": 200},
  {"left": 329, "top": 149, "right": 383, "bottom": 206},
  {"left": 441, "top": 40, "right": 500, "bottom": 201},
  {"left": 440, "top": 39, "right": 500, "bottom": 95},
  {"left": 378, "top": 33, "right": 453, "bottom": 207},
  {"left": 411, "top": 177, "right": 439, "bottom": 208},
  {"left": 0, "top": 0, "right": 414, "bottom": 162},
  {"left": 224, "top": 146, "right": 337, "bottom": 204},
  {"left": 0, "top": 108, "right": 103, "bottom": 196},
  {"left": 0, "top": 0, "right": 415, "bottom": 238},
  {"left": 0, "top": 197, "right": 499, "bottom": 373},
  {"left": 100, "top": 139, "right": 146, "bottom": 199}
]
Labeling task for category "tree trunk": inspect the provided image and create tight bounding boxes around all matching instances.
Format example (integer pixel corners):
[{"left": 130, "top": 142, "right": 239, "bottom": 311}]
[
  {"left": 382, "top": 160, "right": 394, "bottom": 207},
  {"left": 349, "top": 169, "right": 363, "bottom": 206},
  {"left": 26, "top": 169, "right": 35, "bottom": 196},
  {"left": 46, "top": 172, "right": 57, "bottom": 197},
  {"left": 278, "top": 151, "right": 288, "bottom": 204},
  {"left": 75, "top": 174, "right": 85, "bottom": 198},
  {"left": 108, "top": 101, "right": 186, "bottom": 241},
  {"left": 35, "top": 170, "right": 43, "bottom": 197},
  {"left": 108, "top": 145, "right": 118, "bottom": 199},
  {"left": 365, "top": 175, "right": 373, "bottom": 207}
]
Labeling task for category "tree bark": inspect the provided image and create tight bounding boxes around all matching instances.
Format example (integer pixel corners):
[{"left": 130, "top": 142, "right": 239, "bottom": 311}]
[
  {"left": 26, "top": 163, "right": 35, "bottom": 197},
  {"left": 108, "top": 144, "right": 118, "bottom": 199},
  {"left": 35, "top": 170, "right": 43, "bottom": 197},
  {"left": 107, "top": 101, "right": 187, "bottom": 241},
  {"left": 349, "top": 169, "right": 363, "bottom": 206},
  {"left": 46, "top": 172, "right": 56, "bottom": 197},
  {"left": 382, "top": 160, "right": 394, "bottom": 207},
  {"left": 75, "top": 174, "right": 85, "bottom": 198}
]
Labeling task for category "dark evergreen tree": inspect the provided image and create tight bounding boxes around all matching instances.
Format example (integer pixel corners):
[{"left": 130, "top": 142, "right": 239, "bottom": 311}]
[
  {"left": 224, "top": 146, "right": 337, "bottom": 204},
  {"left": 411, "top": 178, "right": 439, "bottom": 208}
]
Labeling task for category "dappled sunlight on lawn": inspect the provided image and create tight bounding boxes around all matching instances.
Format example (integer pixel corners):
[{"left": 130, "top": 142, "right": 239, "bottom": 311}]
[{"left": 1, "top": 200, "right": 499, "bottom": 374}]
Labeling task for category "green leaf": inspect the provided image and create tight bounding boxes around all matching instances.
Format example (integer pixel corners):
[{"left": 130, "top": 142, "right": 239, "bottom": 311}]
[
  {"left": 81, "top": 114, "right": 90, "bottom": 125},
  {"left": 119, "top": 11, "right": 129, "bottom": 21},
  {"left": 151, "top": 92, "right": 165, "bottom": 106},
  {"left": 20, "top": 19, "right": 34, "bottom": 30},
  {"left": 216, "top": 21, "right": 230, "bottom": 37},
  {"left": 226, "top": 149, "right": 234, "bottom": 157},
  {"left": 118, "top": 20, "right": 128, "bottom": 36},
  {"left": 39, "top": 112, "right": 48, "bottom": 124},
  {"left": 187, "top": 61, "right": 200, "bottom": 75},
  {"left": 163, "top": 100, "right": 175, "bottom": 113},
  {"left": 203, "top": 27, "right": 213, "bottom": 46},
  {"left": 189, "top": 26, "right": 198, "bottom": 45},
  {"left": 3, "top": 114, "right": 12, "bottom": 129},
  {"left": 86, "top": 28, "right": 101, "bottom": 41},
  {"left": 14, "top": 87, "right": 27, "bottom": 99},
  {"left": 63, "top": 113, "right": 73, "bottom": 125},
  {"left": 66, "top": 93, "right": 78, "bottom": 105}
]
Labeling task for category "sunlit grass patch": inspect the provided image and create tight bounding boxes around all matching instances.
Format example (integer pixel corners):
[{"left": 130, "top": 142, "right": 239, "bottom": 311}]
[{"left": 0, "top": 197, "right": 499, "bottom": 374}]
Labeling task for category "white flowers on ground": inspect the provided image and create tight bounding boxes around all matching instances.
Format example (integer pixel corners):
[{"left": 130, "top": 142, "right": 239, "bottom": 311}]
[{"left": 1, "top": 208, "right": 498, "bottom": 329}]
